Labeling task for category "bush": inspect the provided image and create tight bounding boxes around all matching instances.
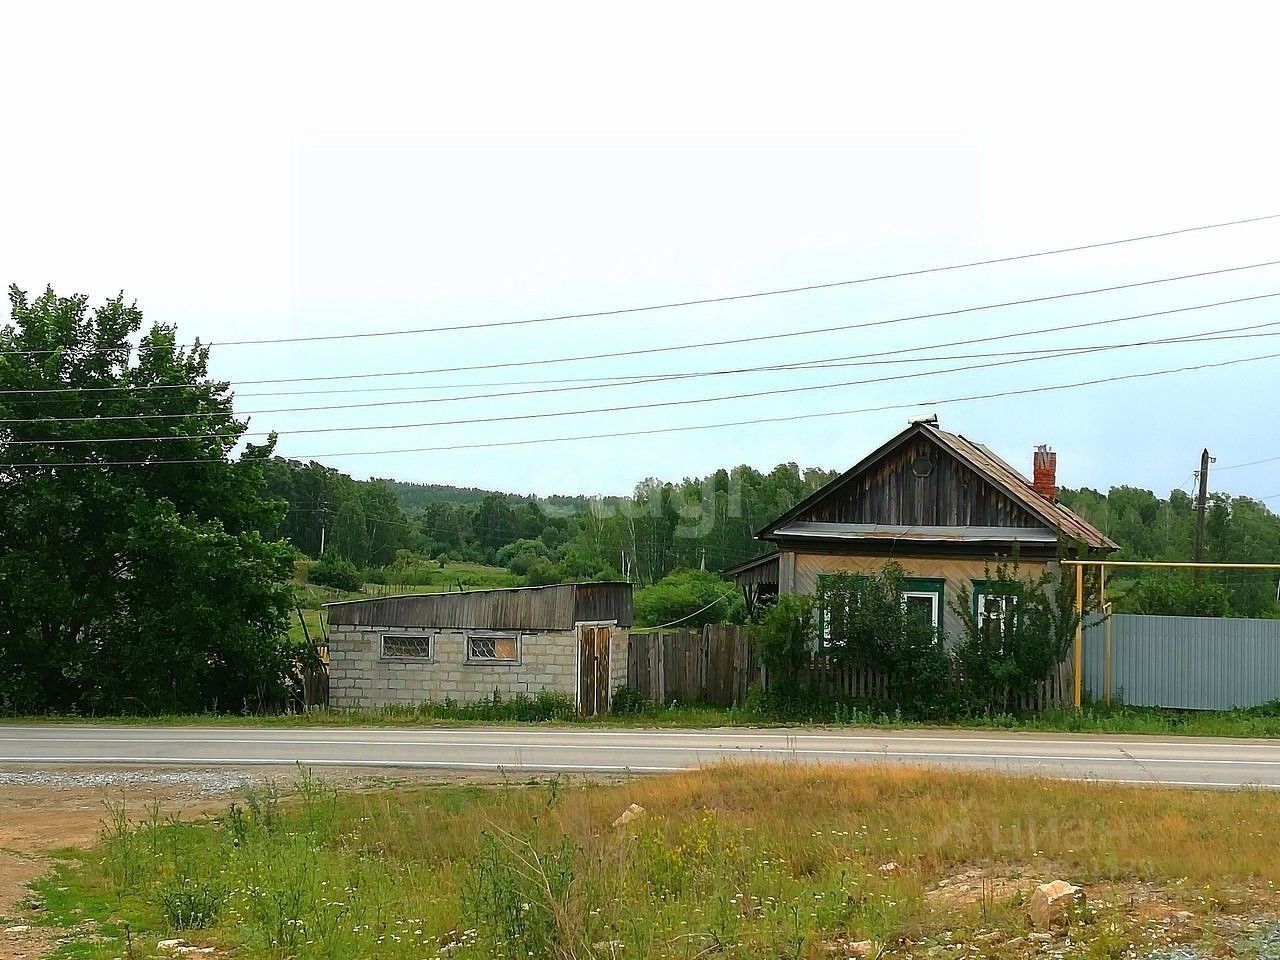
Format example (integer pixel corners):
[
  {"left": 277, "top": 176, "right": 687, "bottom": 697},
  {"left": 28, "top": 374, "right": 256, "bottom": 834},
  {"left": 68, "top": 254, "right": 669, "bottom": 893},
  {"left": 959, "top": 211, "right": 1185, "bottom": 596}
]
[
  {"left": 951, "top": 560, "right": 1079, "bottom": 714},
  {"left": 307, "top": 557, "right": 363, "bottom": 592},
  {"left": 820, "top": 565, "right": 956, "bottom": 717},
  {"left": 1118, "top": 574, "right": 1234, "bottom": 617},
  {"left": 633, "top": 569, "right": 746, "bottom": 628},
  {"left": 609, "top": 685, "right": 652, "bottom": 715}
]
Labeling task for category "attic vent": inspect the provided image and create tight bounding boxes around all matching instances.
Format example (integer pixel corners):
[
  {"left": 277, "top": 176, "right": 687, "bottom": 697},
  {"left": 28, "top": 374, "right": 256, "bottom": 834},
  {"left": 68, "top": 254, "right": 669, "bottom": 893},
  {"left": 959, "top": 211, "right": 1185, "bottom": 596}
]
[{"left": 911, "top": 455, "right": 934, "bottom": 479}]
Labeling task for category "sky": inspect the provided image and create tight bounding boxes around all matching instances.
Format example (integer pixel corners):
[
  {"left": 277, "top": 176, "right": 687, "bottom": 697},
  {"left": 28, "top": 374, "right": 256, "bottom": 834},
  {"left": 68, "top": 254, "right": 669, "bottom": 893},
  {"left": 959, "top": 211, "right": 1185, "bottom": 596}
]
[{"left": 3, "top": 2, "right": 1280, "bottom": 502}]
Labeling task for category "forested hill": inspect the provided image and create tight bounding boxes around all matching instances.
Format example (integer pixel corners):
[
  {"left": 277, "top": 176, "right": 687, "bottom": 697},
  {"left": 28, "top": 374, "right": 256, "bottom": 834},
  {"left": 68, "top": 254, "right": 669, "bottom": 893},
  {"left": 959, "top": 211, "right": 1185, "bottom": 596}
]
[
  {"left": 259, "top": 456, "right": 1280, "bottom": 587},
  {"left": 1059, "top": 486, "right": 1280, "bottom": 563},
  {"left": 378, "top": 479, "right": 624, "bottom": 516}
]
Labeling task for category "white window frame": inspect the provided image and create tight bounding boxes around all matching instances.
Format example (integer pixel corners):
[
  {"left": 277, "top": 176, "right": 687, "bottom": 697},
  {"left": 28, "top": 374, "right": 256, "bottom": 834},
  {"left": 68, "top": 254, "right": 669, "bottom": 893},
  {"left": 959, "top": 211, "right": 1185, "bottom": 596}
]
[
  {"left": 466, "top": 631, "right": 522, "bottom": 665},
  {"left": 977, "top": 593, "right": 1016, "bottom": 632},
  {"left": 900, "top": 590, "right": 941, "bottom": 630},
  {"left": 380, "top": 633, "right": 434, "bottom": 661}
]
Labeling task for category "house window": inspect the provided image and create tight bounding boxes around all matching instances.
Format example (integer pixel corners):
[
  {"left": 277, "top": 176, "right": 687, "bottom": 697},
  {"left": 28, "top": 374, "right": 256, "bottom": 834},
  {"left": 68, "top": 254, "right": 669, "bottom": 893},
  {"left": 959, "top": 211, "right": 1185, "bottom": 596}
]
[
  {"left": 816, "top": 574, "right": 944, "bottom": 639},
  {"left": 467, "top": 633, "right": 520, "bottom": 663},
  {"left": 900, "top": 578, "right": 945, "bottom": 633},
  {"left": 381, "top": 634, "right": 433, "bottom": 660},
  {"left": 901, "top": 591, "right": 940, "bottom": 630},
  {"left": 972, "top": 581, "right": 1018, "bottom": 634}
]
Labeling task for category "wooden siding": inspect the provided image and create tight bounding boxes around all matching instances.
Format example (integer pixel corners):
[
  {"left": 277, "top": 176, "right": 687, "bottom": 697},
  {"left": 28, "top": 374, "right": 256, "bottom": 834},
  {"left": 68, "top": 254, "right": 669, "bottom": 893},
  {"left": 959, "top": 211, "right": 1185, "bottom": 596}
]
[
  {"left": 797, "top": 433, "right": 1044, "bottom": 529},
  {"left": 326, "top": 582, "right": 632, "bottom": 630},
  {"left": 787, "top": 551, "right": 1054, "bottom": 640}
]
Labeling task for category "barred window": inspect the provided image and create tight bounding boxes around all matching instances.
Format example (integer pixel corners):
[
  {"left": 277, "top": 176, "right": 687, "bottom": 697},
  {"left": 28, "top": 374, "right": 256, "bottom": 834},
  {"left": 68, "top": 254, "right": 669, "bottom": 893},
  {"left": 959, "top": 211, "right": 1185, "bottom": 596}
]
[
  {"left": 381, "top": 634, "right": 433, "bottom": 660},
  {"left": 467, "top": 633, "right": 520, "bottom": 663}
]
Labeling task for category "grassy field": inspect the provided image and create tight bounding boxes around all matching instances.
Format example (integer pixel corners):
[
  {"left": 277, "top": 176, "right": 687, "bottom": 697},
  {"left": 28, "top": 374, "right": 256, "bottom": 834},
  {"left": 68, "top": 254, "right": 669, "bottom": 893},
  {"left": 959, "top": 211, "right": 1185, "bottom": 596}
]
[
  {"left": 19, "top": 764, "right": 1280, "bottom": 959},
  {"left": 12, "top": 700, "right": 1280, "bottom": 740}
]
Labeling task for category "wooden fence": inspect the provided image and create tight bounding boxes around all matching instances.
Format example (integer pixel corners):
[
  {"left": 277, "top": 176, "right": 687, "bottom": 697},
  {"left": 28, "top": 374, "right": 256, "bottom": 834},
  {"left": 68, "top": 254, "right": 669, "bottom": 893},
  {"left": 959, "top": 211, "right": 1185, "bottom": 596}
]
[
  {"left": 626, "top": 625, "right": 1071, "bottom": 713},
  {"left": 795, "top": 653, "right": 1070, "bottom": 713},
  {"left": 627, "top": 624, "right": 762, "bottom": 707}
]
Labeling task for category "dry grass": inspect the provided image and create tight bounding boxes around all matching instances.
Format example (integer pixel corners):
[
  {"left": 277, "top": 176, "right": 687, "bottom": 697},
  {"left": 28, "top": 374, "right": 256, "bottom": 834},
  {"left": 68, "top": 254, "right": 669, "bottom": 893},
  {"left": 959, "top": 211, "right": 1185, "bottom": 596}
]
[{"left": 26, "top": 764, "right": 1280, "bottom": 959}]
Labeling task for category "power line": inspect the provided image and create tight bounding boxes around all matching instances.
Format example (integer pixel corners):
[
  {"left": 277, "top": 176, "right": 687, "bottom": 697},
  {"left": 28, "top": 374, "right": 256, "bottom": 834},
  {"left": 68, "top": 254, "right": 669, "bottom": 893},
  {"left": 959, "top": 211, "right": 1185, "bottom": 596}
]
[
  {"left": 1217, "top": 454, "right": 1280, "bottom": 472},
  {"left": 17, "top": 330, "right": 1280, "bottom": 444},
  {"left": 4, "top": 262, "right": 1278, "bottom": 398},
  {"left": 6, "top": 210, "right": 1277, "bottom": 359},
  {"left": 9, "top": 311, "right": 1280, "bottom": 426},
  {"left": 7, "top": 349, "right": 1279, "bottom": 467}
]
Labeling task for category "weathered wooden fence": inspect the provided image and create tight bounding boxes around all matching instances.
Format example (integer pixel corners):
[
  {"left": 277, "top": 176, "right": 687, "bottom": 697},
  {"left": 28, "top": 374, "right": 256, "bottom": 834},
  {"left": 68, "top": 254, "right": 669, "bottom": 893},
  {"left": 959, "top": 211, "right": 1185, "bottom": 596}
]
[
  {"left": 627, "top": 625, "right": 1071, "bottom": 712},
  {"left": 627, "top": 624, "right": 761, "bottom": 707},
  {"left": 792, "top": 654, "right": 1069, "bottom": 712}
]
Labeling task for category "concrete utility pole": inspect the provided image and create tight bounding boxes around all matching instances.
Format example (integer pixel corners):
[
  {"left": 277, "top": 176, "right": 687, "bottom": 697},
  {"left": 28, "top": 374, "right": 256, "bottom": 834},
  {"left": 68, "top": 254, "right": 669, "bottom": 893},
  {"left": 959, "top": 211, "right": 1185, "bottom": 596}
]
[{"left": 1193, "top": 448, "right": 1211, "bottom": 576}]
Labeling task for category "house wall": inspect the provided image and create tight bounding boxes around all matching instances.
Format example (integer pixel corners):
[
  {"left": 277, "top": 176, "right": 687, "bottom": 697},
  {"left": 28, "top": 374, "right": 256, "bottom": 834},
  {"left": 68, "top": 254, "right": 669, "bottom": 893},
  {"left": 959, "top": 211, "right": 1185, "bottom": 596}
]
[
  {"left": 781, "top": 550, "right": 1055, "bottom": 640},
  {"left": 327, "top": 621, "right": 628, "bottom": 709}
]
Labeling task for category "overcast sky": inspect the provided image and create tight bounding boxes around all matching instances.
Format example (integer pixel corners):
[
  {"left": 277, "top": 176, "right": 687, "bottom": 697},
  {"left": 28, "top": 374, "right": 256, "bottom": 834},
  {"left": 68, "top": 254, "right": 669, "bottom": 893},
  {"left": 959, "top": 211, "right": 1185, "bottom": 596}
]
[{"left": 3, "top": 2, "right": 1279, "bottom": 501}]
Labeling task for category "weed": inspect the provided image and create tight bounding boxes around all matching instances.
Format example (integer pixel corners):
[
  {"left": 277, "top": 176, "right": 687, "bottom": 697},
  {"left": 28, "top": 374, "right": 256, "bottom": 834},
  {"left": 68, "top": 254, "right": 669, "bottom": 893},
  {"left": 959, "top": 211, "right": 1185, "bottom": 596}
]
[{"left": 158, "top": 877, "right": 223, "bottom": 930}]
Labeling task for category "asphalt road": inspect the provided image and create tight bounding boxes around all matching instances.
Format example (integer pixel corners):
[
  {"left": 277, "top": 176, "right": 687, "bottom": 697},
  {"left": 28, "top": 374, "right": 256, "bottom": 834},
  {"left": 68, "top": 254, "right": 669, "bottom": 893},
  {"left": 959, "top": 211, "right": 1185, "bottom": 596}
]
[{"left": 4, "top": 725, "right": 1280, "bottom": 788}]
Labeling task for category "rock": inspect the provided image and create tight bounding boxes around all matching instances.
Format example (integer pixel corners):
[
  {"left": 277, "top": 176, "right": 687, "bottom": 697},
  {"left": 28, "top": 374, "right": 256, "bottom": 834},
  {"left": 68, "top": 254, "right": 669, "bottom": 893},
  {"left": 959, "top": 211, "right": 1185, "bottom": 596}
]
[
  {"left": 4, "top": 925, "right": 31, "bottom": 935},
  {"left": 612, "top": 803, "right": 646, "bottom": 828},
  {"left": 1026, "top": 880, "right": 1084, "bottom": 930},
  {"left": 157, "top": 939, "right": 187, "bottom": 952},
  {"left": 821, "top": 939, "right": 874, "bottom": 957},
  {"left": 878, "top": 861, "right": 899, "bottom": 874},
  {"left": 1026, "top": 932, "right": 1052, "bottom": 943}
]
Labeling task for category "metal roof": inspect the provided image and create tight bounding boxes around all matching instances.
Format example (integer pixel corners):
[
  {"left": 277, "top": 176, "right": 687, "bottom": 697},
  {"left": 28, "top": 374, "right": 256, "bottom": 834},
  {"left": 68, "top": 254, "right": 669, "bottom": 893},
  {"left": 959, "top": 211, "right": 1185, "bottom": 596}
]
[
  {"left": 771, "top": 522, "right": 1060, "bottom": 543},
  {"left": 325, "top": 582, "right": 633, "bottom": 630},
  {"left": 927, "top": 426, "right": 1117, "bottom": 550},
  {"left": 756, "top": 421, "right": 1117, "bottom": 551}
]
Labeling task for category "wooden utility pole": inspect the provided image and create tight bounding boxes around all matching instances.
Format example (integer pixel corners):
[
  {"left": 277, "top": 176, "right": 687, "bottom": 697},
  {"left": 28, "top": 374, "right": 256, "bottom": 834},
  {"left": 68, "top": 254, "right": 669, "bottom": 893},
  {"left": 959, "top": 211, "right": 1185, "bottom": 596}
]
[{"left": 1193, "top": 448, "right": 1211, "bottom": 577}]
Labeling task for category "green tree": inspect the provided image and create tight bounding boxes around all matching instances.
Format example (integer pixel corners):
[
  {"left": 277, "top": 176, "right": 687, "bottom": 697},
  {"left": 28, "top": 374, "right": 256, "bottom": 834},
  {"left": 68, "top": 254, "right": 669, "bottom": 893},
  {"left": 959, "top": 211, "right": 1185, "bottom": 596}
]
[
  {"left": 0, "top": 286, "right": 296, "bottom": 713},
  {"left": 632, "top": 569, "right": 745, "bottom": 628}
]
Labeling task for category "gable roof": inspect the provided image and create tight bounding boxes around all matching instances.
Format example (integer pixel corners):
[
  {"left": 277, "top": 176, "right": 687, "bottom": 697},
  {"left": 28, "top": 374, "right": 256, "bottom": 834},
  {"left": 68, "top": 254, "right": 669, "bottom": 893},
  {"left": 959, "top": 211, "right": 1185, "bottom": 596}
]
[{"left": 758, "top": 421, "right": 1116, "bottom": 551}]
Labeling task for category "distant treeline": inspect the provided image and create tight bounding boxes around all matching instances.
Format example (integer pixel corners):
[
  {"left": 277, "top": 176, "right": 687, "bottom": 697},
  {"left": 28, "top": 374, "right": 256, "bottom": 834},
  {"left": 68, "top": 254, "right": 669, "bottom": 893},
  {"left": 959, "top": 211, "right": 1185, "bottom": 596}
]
[{"left": 261, "top": 459, "right": 1280, "bottom": 607}]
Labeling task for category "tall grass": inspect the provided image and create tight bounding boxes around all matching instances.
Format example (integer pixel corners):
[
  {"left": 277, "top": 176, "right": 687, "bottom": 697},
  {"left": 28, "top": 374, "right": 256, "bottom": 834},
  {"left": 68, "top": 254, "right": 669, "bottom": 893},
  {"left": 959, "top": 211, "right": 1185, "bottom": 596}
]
[{"left": 58, "top": 764, "right": 1280, "bottom": 959}]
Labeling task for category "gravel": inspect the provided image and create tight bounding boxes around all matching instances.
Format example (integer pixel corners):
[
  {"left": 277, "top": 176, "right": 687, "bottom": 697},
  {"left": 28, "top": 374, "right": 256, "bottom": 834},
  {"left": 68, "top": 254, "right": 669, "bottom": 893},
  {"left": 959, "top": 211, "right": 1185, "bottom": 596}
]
[{"left": 0, "top": 769, "right": 254, "bottom": 793}]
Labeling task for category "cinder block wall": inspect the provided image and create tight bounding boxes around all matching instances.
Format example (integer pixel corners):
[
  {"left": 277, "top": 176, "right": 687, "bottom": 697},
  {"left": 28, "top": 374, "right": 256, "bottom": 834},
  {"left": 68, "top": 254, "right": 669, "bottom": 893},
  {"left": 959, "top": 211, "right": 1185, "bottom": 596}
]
[{"left": 327, "top": 623, "right": 628, "bottom": 709}]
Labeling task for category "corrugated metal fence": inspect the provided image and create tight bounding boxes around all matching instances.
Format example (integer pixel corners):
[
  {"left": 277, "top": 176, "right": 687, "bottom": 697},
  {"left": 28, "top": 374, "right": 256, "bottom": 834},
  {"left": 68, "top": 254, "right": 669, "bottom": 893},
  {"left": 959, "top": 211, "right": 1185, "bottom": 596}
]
[{"left": 1084, "top": 614, "right": 1280, "bottom": 710}]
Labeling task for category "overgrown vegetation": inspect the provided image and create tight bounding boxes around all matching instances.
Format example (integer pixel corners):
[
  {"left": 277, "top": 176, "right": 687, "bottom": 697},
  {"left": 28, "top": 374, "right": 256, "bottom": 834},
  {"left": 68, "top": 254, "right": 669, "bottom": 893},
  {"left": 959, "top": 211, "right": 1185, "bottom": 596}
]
[
  {"left": 756, "top": 562, "right": 1078, "bottom": 720},
  {"left": 633, "top": 568, "right": 746, "bottom": 627},
  {"left": 34, "top": 765, "right": 1280, "bottom": 959}
]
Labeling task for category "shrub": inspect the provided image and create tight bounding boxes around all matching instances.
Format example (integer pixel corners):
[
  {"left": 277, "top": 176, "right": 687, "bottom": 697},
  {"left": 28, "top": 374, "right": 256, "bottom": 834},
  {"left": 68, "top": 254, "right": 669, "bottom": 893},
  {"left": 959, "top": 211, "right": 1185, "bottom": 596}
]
[
  {"left": 609, "top": 684, "right": 651, "bottom": 715},
  {"left": 819, "top": 565, "right": 956, "bottom": 717},
  {"left": 633, "top": 569, "right": 746, "bottom": 628},
  {"left": 951, "top": 560, "right": 1079, "bottom": 714},
  {"left": 1118, "top": 573, "right": 1234, "bottom": 617},
  {"left": 307, "top": 557, "right": 363, "bottom": 592}
]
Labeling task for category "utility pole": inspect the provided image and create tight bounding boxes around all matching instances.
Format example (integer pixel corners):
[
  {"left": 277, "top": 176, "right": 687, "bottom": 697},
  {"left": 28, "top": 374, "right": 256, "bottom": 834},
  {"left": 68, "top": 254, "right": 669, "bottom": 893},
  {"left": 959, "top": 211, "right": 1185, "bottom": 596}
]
[{"left": 1193, "top": 447, "right": 1212, "bottom": 577}]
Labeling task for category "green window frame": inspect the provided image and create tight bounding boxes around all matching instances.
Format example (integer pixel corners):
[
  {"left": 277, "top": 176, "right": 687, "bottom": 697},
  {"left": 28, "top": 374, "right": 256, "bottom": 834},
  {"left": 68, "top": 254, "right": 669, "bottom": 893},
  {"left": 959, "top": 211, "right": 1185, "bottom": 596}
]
[
  {"left": 900, "top": 577, "right": 946, "bottom": 632},
  {"left": 815, "top": 573, "right": 945, "bottom": 641}
]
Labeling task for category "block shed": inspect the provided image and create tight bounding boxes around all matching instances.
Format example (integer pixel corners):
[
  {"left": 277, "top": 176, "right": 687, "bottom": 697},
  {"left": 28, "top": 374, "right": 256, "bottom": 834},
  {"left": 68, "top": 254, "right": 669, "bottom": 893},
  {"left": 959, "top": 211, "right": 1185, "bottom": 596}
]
[{"left": 324, "top": 582, "right": 633, "bottom": 715}]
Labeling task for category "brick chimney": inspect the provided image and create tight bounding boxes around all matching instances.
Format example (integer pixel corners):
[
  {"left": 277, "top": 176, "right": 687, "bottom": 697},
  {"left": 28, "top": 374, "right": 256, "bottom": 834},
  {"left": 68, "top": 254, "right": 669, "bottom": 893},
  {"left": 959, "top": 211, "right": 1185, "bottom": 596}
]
[{"left": 1032, "top": 445, "right": 1057, "bottom": 500}]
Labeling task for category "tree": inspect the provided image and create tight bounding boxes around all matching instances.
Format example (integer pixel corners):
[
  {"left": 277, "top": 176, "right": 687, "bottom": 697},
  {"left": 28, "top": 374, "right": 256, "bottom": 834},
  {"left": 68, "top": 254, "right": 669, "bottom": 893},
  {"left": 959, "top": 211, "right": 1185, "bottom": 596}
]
[
  {"left": 632, "top": 569, "right": 745, "bottom": 628},
  {"left": 0, "top": 286, "right": 296, "bottom": 713}
]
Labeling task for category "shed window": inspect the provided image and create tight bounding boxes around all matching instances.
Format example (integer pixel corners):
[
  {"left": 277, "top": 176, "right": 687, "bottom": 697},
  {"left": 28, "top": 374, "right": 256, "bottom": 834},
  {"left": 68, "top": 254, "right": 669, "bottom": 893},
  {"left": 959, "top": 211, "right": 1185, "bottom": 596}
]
[
  {"left": 381, "top": 634, "right": 433, "bottom": 660},
  {"left": 468, "top": 633, "right": 520, "bottom": 663}
]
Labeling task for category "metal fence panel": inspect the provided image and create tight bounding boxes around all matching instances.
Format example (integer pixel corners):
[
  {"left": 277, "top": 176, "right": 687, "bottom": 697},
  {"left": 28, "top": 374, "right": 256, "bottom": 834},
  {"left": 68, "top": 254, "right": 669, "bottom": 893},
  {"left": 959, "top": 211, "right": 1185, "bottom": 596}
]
[{"left": 1084, "top": 614, "right": 1280, "bottom": 710}]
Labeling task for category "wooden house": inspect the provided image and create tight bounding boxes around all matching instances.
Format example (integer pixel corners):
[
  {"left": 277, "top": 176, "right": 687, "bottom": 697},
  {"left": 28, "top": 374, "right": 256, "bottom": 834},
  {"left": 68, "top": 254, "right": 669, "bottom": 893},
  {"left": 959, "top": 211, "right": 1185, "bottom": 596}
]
[{"left": 726, "top": 418, "right": 1115, "bottom": 636}]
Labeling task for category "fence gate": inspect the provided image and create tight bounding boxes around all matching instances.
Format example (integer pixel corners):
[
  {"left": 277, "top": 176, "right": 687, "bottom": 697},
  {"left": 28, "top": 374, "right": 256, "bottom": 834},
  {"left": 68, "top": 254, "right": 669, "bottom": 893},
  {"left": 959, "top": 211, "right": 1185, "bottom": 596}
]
[{"left": 578, "top": 624, "right": 611, "bottom": 717}]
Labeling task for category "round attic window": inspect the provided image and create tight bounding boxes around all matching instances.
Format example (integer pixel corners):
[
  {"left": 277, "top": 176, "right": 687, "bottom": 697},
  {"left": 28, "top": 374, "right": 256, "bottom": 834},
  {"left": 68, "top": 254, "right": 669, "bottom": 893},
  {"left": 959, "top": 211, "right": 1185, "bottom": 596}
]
[{"left": 911, "top": 455, "right": 934, "bottom": 478}]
